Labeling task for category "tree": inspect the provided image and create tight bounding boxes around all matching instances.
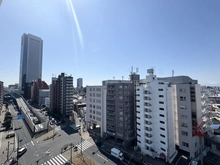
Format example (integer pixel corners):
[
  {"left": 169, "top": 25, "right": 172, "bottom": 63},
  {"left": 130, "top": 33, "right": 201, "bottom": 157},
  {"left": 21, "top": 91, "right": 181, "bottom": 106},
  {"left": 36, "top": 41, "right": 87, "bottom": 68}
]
[{"left": 3, "top": 112, "right": 12, "bottom": 130}]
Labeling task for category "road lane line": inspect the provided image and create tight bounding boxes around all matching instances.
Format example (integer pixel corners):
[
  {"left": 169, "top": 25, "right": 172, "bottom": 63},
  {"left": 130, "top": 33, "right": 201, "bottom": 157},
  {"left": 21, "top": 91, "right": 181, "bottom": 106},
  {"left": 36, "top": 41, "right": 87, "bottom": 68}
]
[
  {"left": 51, "top": 157, "right": 59, "bottom": 165},
  {"left": 97, "top": 153, "right": 108, "bottom": 162},
  {"left": 31, "top": 140, "right": 34, "bottom": 145}
]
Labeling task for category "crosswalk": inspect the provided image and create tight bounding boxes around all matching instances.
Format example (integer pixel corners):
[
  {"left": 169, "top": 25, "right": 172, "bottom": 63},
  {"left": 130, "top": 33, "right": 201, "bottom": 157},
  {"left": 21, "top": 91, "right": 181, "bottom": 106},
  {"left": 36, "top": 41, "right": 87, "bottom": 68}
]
[
  {"left": 41, "top": 154, "right": 68, "bottom": 165},
  {"left": 76, "top": 140, "right": 93, "bottom": 151},
  {"left": 19, "top": 140, "right": 35, "bottom": 148}
]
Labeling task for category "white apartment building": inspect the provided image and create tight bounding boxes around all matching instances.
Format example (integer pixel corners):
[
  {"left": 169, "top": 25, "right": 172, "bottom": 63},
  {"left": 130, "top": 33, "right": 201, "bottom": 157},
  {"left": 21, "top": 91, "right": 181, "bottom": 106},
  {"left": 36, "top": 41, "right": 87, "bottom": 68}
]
[
  {"left": 86, "top": 86, "right": 106, "bottom": 137},
  {"left": 136, "top": 70, "right": 177, "bottom": 163},
  {"left": 159, "top": 76, "right": 204, "bottom": 159}
]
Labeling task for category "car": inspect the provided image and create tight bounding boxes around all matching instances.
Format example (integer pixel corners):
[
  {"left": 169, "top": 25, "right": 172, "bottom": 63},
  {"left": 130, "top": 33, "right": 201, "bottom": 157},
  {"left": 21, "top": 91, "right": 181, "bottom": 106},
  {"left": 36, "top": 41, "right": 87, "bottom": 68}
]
[
  {"left": 13, "top": 127, "right": 22, "bottom": 131},
  {"left": 17, "top": 147, "right": 27, "bottom": 156}
]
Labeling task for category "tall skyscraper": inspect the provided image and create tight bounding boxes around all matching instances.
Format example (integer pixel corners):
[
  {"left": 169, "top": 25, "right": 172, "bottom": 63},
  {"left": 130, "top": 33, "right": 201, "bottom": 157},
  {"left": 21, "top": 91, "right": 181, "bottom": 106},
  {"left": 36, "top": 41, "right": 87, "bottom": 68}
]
[
  {"left": 77, "top": 78, "right": 83, "bottom": 88},
  {"left": 19, "top": 33, "right": 43, "bottom": 93},
  {"left": 0, "top": 81, "right": 3, "bottom": 111}
]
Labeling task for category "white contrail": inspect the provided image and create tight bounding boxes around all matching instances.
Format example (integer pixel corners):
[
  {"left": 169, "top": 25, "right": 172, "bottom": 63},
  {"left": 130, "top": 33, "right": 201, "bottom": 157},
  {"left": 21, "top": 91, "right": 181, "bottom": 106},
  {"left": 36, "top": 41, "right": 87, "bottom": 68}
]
[{"left": 66, "top": 0, "right": 84, "bottom": 49}]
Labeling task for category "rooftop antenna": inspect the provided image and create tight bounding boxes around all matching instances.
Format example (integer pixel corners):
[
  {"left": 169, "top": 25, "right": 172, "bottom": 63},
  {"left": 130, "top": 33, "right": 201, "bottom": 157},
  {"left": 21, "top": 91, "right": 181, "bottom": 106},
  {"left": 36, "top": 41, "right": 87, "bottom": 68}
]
[
  {"left": 113, "top": 77, "right": 115, "bottom": 80},
  {"left": 131, "top": 66, "right": 133, "bottom": 73},
  {"left": 122, "top": 76, "right": 124, "bottom": 81},
  {"left": 172, "top": 70, "right": 174, "bottom": 77},
  {"left": 136, "top": 68, "right": 138, "bottom": 73}
]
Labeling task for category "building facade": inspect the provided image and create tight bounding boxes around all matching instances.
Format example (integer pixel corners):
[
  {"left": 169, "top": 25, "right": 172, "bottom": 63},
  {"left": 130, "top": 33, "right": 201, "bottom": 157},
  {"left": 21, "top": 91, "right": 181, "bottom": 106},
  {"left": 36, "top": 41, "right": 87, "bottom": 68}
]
[
  {"left": 159, "top": 76, "right": 204, "bottom": 159},
  {"left": 50, "top": 73, "right": 73, "bottom": 117},
  {"left": 106, "top": 81, "right": 135, "bottom": 146},
  {"left": 136, "top": 70, "right": 177, "bottom": 163},
  {"left": 50, "top": 77, "right": 57, "bottom": 113},
  {"left": 77, "top": 78, "right": 83, "bottom": 88},
  {"left": 0, "top": 81, "right": 3, "bottom": 111},
  {"left": 19, "top": 33, "right": 43, "bottom": 94},
  {"left": 86, "top": 86, "right": 107, "bottom": 137},
  {"left": 31, "top": 78, "right": 49, "bottom": 105},
  {"left": 39, "top": 89, "right": 50, "bottom": 106}
]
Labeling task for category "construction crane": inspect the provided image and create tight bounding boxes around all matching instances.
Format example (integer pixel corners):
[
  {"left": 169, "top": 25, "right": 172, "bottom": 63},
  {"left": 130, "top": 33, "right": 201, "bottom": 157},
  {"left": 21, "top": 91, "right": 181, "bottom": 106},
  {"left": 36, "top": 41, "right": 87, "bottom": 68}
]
[{"left": 193, "top": 111, "right": 220, "bottom": 137}]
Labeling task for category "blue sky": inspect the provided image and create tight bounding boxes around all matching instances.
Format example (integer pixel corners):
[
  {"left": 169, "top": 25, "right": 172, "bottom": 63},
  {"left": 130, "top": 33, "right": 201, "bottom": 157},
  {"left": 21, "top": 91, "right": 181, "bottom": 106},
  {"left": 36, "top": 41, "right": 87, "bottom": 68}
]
[{"left": 1, "top": 0, "right": 220, "bottom": 87}]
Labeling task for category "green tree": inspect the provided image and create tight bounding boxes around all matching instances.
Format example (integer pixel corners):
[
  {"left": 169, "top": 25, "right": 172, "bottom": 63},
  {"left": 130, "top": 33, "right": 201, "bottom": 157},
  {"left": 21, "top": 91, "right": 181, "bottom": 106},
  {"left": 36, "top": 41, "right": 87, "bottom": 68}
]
[{"left": 3, "top": 112, "right": 12, "bottom": 130}]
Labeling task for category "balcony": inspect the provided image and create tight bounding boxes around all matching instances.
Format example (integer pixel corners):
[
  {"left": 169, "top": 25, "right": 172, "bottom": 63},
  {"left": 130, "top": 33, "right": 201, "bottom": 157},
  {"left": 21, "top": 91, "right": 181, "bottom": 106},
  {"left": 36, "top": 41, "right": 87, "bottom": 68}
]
[
  {"left": 144, "top": 108, "right": 151, "bottom": 114},
  {"left": 145, "top": 127, "right": 152, "bottom": 132},
  {"left": 107, "top": 106, "right": 115, "bottom": 110},
  {"left": 145, "top": 140, "right": 153, "bottom": 144},
  {"left": 145, "top": 121, "right": 152, "bottom": 125},
  {"left": 144, "top": 103, "right": 151, "bottom": 107},
  {"left": 145, "top": 115, "right": 152, "bottom": 119},
  {"left": 107, "top": 96, "right": 115, "bottom": 100}
]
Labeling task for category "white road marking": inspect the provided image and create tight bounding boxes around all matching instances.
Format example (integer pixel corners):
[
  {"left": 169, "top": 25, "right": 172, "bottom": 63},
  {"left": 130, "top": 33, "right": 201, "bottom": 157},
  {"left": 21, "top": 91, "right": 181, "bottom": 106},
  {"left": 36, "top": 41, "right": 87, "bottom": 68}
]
[
  {"left": 31, "top": 140, "right": 34, "bottom": 145},
  {"left": 54, "top": 156, "right": 63, "bottom": 164},
  {"left": 52, "top": 157, "right": 59, "bottom": 165},
  {"left": 57, "top": 155, "right": 66, "bottom": 163},
  {"left": 97, "top": 153, "right": 108, "bottom": 162},
  {"left": 59, "top": 154, "right": 68, "bottom": 162},
  {"left": 0, "top": 130, "right": 3, "bottom": 150}
]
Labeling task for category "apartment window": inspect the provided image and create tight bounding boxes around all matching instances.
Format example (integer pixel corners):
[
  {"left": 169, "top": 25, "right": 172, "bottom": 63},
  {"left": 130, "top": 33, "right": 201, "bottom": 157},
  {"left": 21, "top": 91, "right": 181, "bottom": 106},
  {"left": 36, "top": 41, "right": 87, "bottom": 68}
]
[
  {"left": 160, "top": 127, "right": 165, "bottom": 131},
  {"left": 90, "top": 110, "right": 92, "bottom": 113},
  {"left": 137, "top": 128, "right": 141, "bottom": 131},
  {"left": 96, "top": 117, "right": 101, "bottom": 121},
  {"left": 159, "top": 101, "right": 164, "bottom": 104},
  {"left": 160, "top": 121, "right": 165, "bottom": 124},
  {"left": 158, "top": 89, "right": 163, "bottom": 91},
  {"left": 90, "top": 104, "right": 92, "bottom": 108},
  {"left": 159, "top": 95, "right": 164, "bottom": 98},
  {"left": 180, "top": 96, "right": 186, "bottom": 101},
  {"left": 90, "top": 88, "right": 92, "bottom": 91},
  {"left": 182, "top": 131, "right": 188, "bottom": 136},
  {"left": 159, "top": 114, "right": 164, "bottom": 117},
  {"left": 137, "top": 134, "right": 140, "bottom": 137},
  {"left": 160, "top": 141, "right": 165, "bottom": 145},
  {"left": 137, "top": 111, "right": 140, "bottom": 114},
  {"left": 90, "top": 98, "right": 92, "bottom": 102},
  {"left": 93, "top": 93, "right": 95, "bottom": 97},
  {"left": 96, "top": 93, "right": 101, "bottom": 97},
  {"left": 93, "top": 99, "right": 95, "bottom": 103},
  {"left": 195, "top": 142, "right": 197, "bottom": 147},
  {"left": 160, "top": 134, "right": 165, "bottom": 138},
  {"left": 182, "top": 142, "right": 189, "bottom": 148},
  {"left": 161, "top": 148, "right": 166, "bottom": 152},
  {"left": 93, "top": 116, "right": 95, "bottom": 119},
  {"left": 90, "top": 93, "right": 92, "bottom": 96},
  {"left": 159, "top": 108, "right": 164, "bottom": 111},
  {"left": 180, "top": 105, "right": 187, "bottom": 110},
  {"left": 181, "top": 122, "right": 188, "bottom": 128},
  {"left": 181, "top": 115, "right": 187, "bottom": 119},
  {"left": 90, "top": 115, "right": 92, "bottom": 118},
  {"left": 179, "top": 88, "right": 186, "bottom": 93},
  {"left": 93, "top": 88, "right": 95, "bottom": 91},
  {"left": 137, "top": 140, "right": 141, "bottom": 144},
  {"left": 96, "top": 111, "right": 101, "bottom": 115},
  {"left": 137, "top": 122, "right": 140, "bottom": 125},
  {"left": 93, "top": 110, "right": 95, "bottom": 114},
  {"left": 93, "top": 105, "right": 95, "bottom": 108},
  {"left": 96, "top": 88, "right": 101, "bottom": 91}
]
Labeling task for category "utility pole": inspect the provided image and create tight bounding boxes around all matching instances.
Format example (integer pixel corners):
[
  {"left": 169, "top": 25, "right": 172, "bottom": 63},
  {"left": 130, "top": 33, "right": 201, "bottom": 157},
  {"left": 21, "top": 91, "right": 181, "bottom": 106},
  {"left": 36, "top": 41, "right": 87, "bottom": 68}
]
[
  {"left": 70, "top": 143, "right": 72, "bottom": 163},
  {"left": 17, "top": 134, "right": 19, "bottom": 165},
  {"left": 7, "top": 141, "right": 9, "bottom": 161},
  {"left": 81, "top": 129, "right": 82, "bottom": 156}
]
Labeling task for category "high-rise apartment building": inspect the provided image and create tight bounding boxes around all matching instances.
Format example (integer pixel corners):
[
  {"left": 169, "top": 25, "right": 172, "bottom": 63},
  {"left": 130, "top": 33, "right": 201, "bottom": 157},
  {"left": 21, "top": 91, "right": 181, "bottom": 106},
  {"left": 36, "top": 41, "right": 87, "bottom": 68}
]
[
  {"left": 19, "top": 33, "right": 43, "bottom": 93},
  {"left": 136, "top": 69, "right": 177, "bottom": 163},
  {"left": 106, "top": 80, "right": 136, "bottom": 146},
  {"left": 50, "top": 77, "right": 57, "bottom": 113},
  {"left": 50, "top": 73, "right": 73, "bottom": 117},
  {"left": 0, "top": 81, "right": 3, "bottom": 111},
  {"left": 86, "top": 86, "right": 107, "bottom": 137},
  {"left": 158, "top": 76, "right": 204, "bottom": 159},
  {"left": 77, "top": 78, "right": 83, "bottom": 88}
]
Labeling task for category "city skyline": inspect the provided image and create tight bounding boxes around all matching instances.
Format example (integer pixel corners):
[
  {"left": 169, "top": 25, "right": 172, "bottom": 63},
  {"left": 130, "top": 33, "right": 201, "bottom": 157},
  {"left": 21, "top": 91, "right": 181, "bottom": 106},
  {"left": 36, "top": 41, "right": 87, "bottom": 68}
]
[{"left": 1, "top": 0, "right": 220, "bottom": 87}]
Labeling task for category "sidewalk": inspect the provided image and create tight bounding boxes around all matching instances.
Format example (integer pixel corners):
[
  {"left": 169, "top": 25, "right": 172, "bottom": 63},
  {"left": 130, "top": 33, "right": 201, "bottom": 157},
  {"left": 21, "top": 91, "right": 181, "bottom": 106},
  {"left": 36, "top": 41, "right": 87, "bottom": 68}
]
[{"left": 0, "top": 105, "right": 18, "bottom": 164}]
